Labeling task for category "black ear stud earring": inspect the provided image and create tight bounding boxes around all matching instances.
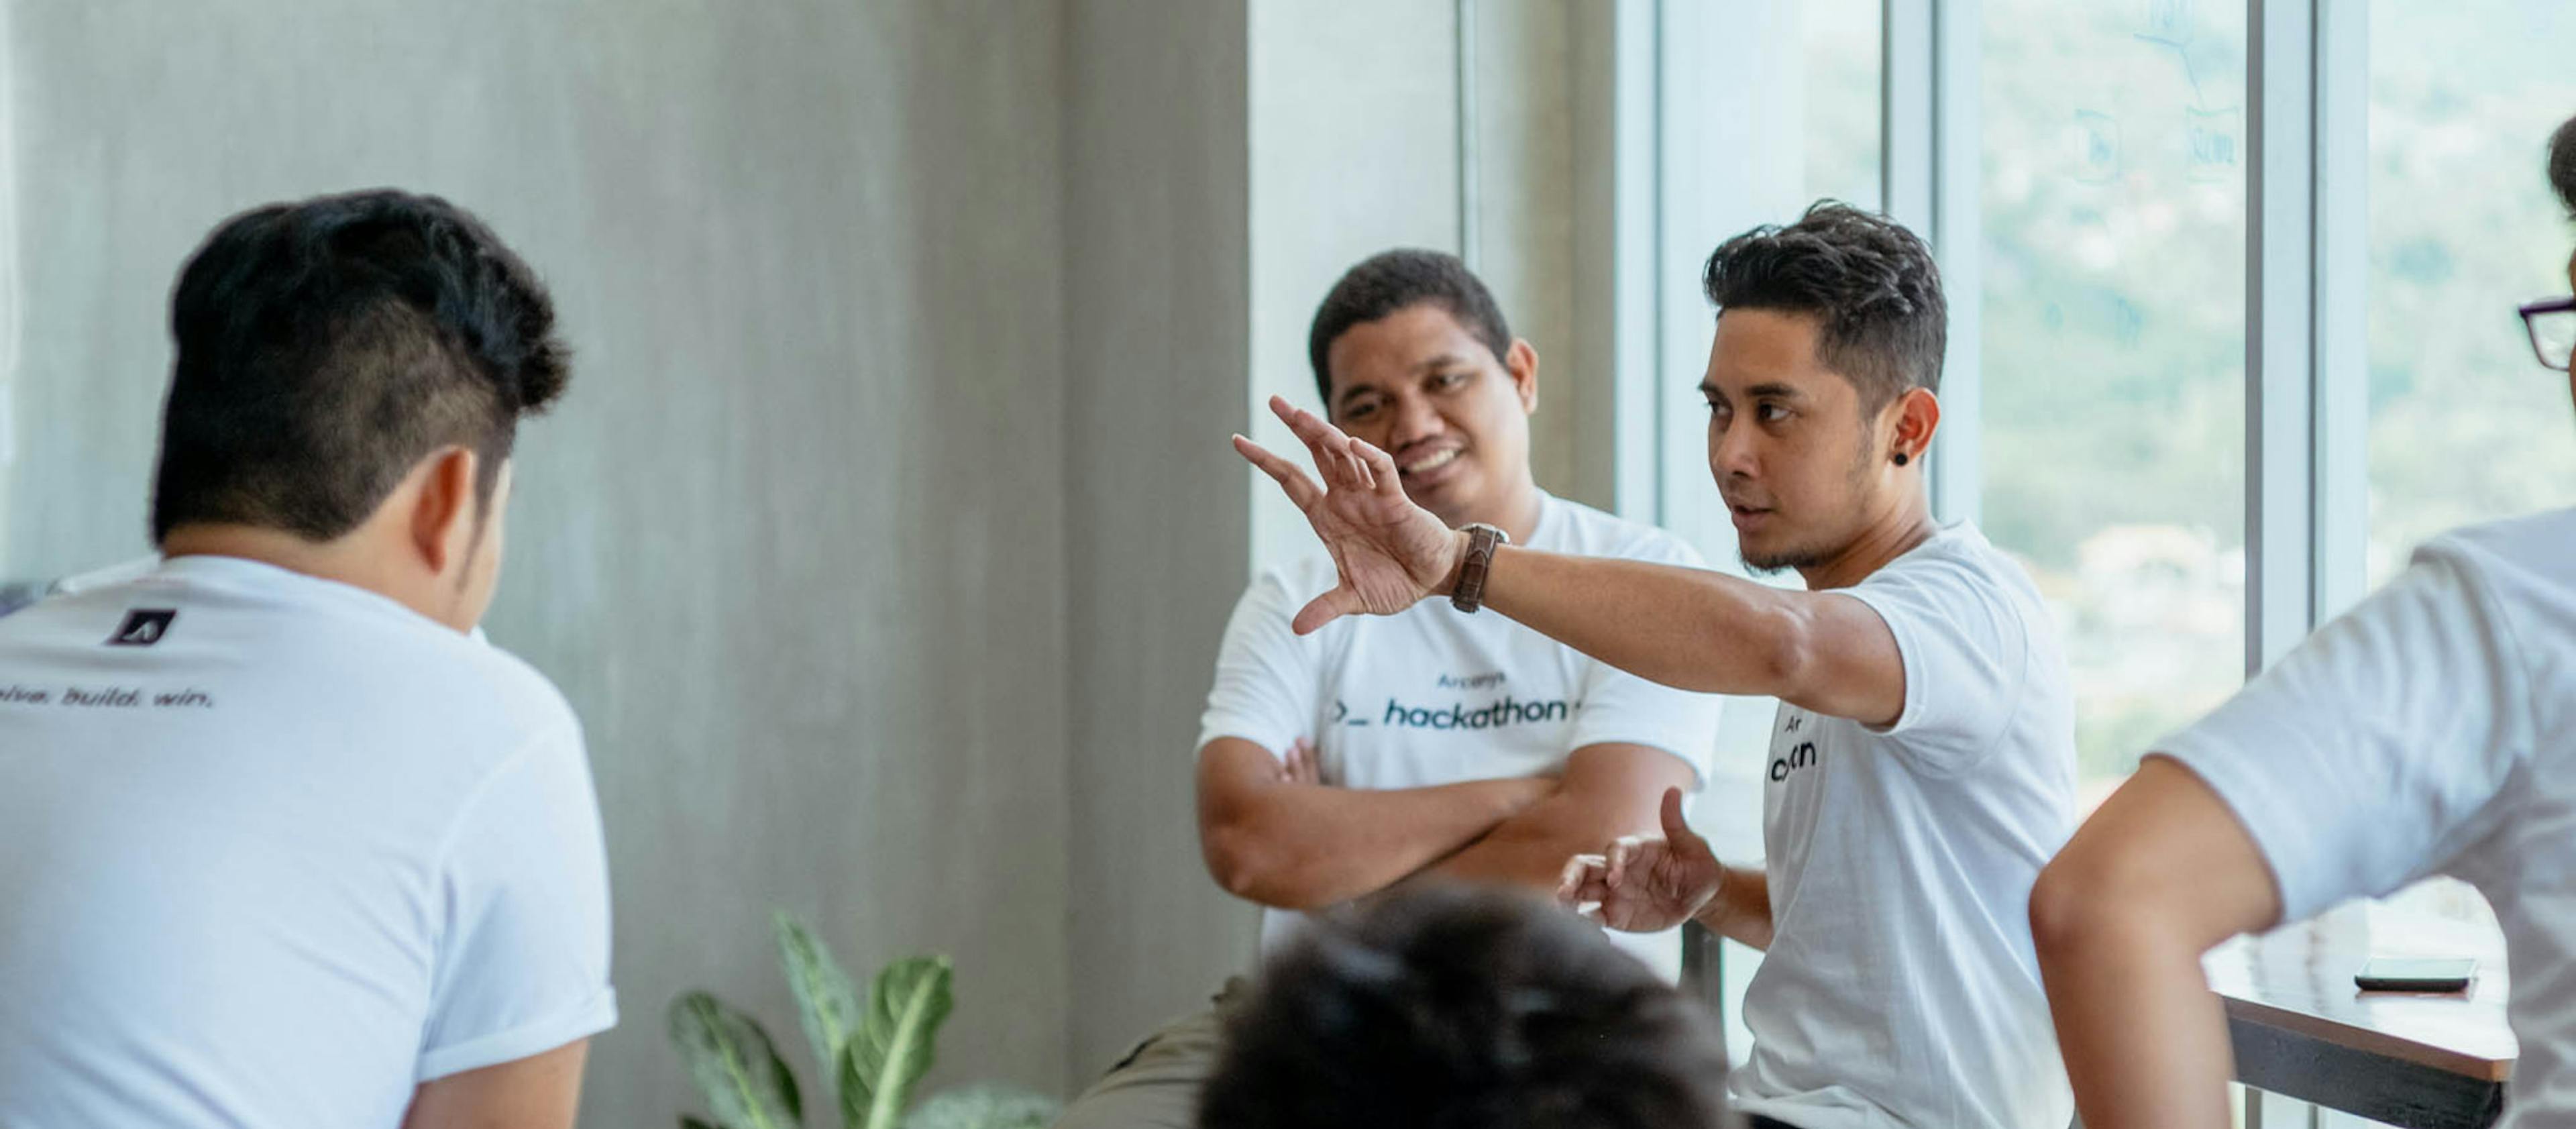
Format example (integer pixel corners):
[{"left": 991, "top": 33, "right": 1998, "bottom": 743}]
[{"left": 1893, "top": 451, "right": 1911, "bottom": 467}]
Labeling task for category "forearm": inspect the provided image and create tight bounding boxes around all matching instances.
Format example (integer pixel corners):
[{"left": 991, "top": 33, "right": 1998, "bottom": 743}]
[
  {"left": 1426, "top": 794, "right": 1640, "bottom": 892},
  {"left": 1478, "top": 548, "right": 1807, "bottom": 697},
  {"left": 2037, "top": 917, "right": 2237, "bottom": 1128},
  {"left": 1205, "top": 777, "right": 1548, "bottom": 910},
  {"left": 1691, "top": 865, "right": 1774, "bottom": 950}
]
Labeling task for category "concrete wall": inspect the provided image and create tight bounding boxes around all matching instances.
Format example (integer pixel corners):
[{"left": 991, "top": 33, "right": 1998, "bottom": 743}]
[
  {"left": 0, "top": 2, "right": 1072, "bottom": 1124},
  {"left": 1061, "top": 0, "right": 1258, "bottom": 1079}
]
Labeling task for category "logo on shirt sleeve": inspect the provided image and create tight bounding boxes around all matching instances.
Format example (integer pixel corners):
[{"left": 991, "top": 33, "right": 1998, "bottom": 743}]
[{"left": 106, "top": 609, "right": 177, "bottom": 647}]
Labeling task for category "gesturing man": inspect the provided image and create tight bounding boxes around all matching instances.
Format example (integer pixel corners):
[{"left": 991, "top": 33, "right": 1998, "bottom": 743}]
[
  {"left": 1057, "top": 250, "right": 1723, "bottom": 1129},
  {"left": 1241, "top": 206, "right": 2079, "bottom": 1129}
]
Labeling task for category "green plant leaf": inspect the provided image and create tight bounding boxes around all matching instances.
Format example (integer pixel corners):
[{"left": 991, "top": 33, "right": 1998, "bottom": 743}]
[
  {"left": 667, "top": 991, "right": 805, "bottom": 1129},
  {"left": 901, "top": 1085, "right": 1060, "bottom": 1129},
  {"left": 774, "top": 911, "right": 864, "bottom": 1111},
  {"left": 839, "top": 955, "right": 956, "bottom": 1129},
  {"left": 684, "top": 1118, "right": 724, "bottom": 1129}
]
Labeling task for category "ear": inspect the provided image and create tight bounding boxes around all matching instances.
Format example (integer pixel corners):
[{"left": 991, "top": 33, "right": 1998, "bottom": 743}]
[
  {"left": 1888, "top": 386, "right": 1941, "bottom": 465},
  {"left": 1505, "top": 338, "right": 1540, "bottom": 414},
  {"left": 409, "top": 447, "right": 482, "bottom": 576}
]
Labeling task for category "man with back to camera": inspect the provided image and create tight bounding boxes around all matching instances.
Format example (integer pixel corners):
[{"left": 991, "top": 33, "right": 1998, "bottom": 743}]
[
  {"left": 1053, "top": 249, "right": 1726, "bottom": 1129},
  {"left": 0, "top": 190, "right": 613, "bottom": 1128},
  {"left": 2027, "top": 115, "right": 2576, "bottom": 1129},
  {"left": 1198, "top": 885, "right": 1737, "bottom": 1129},
  {"left": 1241, "top": 204, "right": 2080, "bottom": 1128}
]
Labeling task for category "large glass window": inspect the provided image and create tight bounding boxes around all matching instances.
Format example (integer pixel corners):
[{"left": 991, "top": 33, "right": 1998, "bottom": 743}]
[
  {"left": 1980, "top": 0, "right": 2248, "bottom": 802},
  {"left": 1804, "top": 0, "right": 1883, "bottom": 214},
  {"left": 2364, "top": 0, "right": 2576, "bottom": 584}
]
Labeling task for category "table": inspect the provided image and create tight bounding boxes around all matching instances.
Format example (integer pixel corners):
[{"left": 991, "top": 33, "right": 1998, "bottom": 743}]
[{"left": 2207, "top": 904, "right": 2516, "bottom": 1128}]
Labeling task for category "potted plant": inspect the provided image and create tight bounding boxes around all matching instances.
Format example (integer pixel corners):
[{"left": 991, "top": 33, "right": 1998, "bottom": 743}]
[{"left": 669, "top": 912, "right": 1057, "bottom": 1129}]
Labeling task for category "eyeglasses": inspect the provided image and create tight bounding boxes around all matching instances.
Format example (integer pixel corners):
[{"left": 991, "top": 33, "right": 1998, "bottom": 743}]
[{"left": 2520, "top": 297, "right": 2576, "bottom": 371}]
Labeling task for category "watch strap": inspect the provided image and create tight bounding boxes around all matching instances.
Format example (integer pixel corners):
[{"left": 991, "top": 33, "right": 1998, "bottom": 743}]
[{"left": 1450, "top": 523, "right": 1510, "bottom": 613}]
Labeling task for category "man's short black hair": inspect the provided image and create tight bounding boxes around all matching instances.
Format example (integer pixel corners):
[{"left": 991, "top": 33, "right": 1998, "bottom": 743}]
[
  {"left": 1307, "top": 250, "right": 1512, "bottom": 405},
  {"left": 1702, "top": 201, "right": 1946, "bottom": 415},
  {"left": 150, "top": 189, "right": 570, "bottom": 544},
  {"left": 1198, "top": 886, "right": 1734, "bottom": 1129},
  {"left": 2551, "top": 113, "right": 2576, "bottom": 217}
]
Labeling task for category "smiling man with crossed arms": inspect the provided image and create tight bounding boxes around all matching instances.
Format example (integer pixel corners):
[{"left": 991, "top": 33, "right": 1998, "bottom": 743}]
[{"left": 1055, "top": 250, "right": 1723, "bottom": 1129}]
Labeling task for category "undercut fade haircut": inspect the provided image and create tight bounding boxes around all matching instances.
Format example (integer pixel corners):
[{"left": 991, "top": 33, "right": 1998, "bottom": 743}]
[
  {"left": 2551, "top": 113, "right": 2576, "bottom": 217},
  {"left": 1199, "top": 885, "right": 1736, "bottom": 1129},
  {"left": 150, "top": 189, "right": 569, "bottom": 544},
  {"left": 1702, "top": 201, "right": 1946, "bottom": 415},
  {"left": 1307, "top": 250, "right": 1512, "bottom": 404}
]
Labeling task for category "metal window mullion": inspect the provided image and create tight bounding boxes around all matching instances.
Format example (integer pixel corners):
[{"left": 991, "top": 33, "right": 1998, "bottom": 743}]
[
  {"left": 1929, "top": 0, "right": 1980, "bottom": 527},
  {"left": 1883, "top": 0, "right": 1935, "bottom": 229},
  {"left": 2310, "top": 0, "right": 2369, "bottom": 623},
  {"left": 2247, "top": 0, "right": 2320, "bottom": 676},
  {"left": 1884, "top": 0, "right": 1982, "bottom": 527},
  {"left": 1609, "top": 0, "right": 1662, "bottom": 523}
]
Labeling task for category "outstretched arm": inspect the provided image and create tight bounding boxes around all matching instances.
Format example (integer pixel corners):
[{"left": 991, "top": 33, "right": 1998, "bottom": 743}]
[{"left": 1235, "top": 396, "right": 1907, "bottom": 725}]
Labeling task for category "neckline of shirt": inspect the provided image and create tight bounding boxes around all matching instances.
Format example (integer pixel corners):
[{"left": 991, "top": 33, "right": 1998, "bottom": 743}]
[{"left": 148, "top": 554, "right": 460, "bottom": 637}]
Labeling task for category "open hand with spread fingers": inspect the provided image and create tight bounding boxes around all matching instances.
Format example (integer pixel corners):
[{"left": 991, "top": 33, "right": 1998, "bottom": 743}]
[
  {"left": 1232, "top": 395, "right": 1470, "bottom": 635},
  {"left": 1555, "top": 787, "right": 1724, "bottom": 934}
]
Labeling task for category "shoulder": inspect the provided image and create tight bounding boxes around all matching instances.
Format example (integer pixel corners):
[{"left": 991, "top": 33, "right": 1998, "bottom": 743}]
[
  {"left": 1870, "top": 524, "right": 2041, "bottom": 604},
  {"left": 1854, "top": 524, "right": 2054, "bottom": 653},
  {"left": 337, "top": 619, "right": 588, "bottom": 778},
  {"left": 448, "top": 637, "right": 585, "bottom": 744},
  {"left": 2416, "top": 507, "right": 2576, "bottom": 606}
]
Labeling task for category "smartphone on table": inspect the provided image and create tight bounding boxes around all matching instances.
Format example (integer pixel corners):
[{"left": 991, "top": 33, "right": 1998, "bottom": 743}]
[{"left": 2355, "top": 957, "right": 2477, "bottom": 993}]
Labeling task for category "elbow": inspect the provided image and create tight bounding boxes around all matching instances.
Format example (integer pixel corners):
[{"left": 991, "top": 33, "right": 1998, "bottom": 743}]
[
  {"left": 2027, "top": 855, "right": 2102, "bottom": 967},
  {"left": 1200, "top": 820, "right": 1323, "bottom": 910},
  {"left": 2028, "top": 845, "right": 2173, "bottom": 973},
  {"left": 1757, "top": 602, "right": 1823, "bottom": 698}
]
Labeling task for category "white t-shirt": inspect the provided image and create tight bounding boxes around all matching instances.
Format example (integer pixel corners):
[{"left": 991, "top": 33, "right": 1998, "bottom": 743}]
[
  {"left": 0, "top": 556, "right": 616, "bottom": 1128},
  {"left": 2157, "top": 507, "right": 2576, "bottom": 1128},
  {"left": 1198, "top": 492, "right": 1725, "bottom": 979},
  {"left": 1731, "top": 523, "right": 2078, "bottom": 1129}
]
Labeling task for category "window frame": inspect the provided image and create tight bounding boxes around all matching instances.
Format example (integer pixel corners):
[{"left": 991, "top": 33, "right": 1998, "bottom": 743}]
[{"left": 1631, "top": 0, "right": 2373, "bottom": 678}]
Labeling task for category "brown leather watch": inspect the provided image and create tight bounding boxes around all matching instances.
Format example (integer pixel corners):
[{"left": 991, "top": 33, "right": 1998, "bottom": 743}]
[{"left": 1450, "top": 523, "right": 1511, "bottom": 613}]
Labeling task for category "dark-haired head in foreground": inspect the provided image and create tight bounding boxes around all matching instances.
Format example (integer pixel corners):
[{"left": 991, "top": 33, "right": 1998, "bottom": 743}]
[
  {"left": 1198, "top": 886, "right": 1733, "bottom": 1129},
  {"left": 152, "top": 188, "right": 568, "bottom": 631}
]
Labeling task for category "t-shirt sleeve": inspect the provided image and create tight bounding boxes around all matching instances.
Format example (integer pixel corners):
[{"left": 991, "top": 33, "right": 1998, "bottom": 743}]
[
  {"left": 415, "top": 718, "right": 619, "bottom": 1081},
  {"left": 2152, "top": 546, "right": 2530, "bottom": 924},
  {"left": 1567, "top": 532, "right": 1723, "bottom": 785},
  {"left": 1194, "top": 572, "right": 1321, "bottom": 759},
  {"left": 1841, "top": 551, "right": 2033, "bottom": 775}
]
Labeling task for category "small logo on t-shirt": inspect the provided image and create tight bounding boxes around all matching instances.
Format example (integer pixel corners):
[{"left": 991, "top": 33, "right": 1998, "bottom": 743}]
[
  {"left": 1771, "top": 739, "right": 1820, "bottom": 782},
  {"left": 106, "top": 609, "right": 176, "bottom": 647},
  {"left": 1771, "top": 710, "right": 1819, "bottom": 782}
]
